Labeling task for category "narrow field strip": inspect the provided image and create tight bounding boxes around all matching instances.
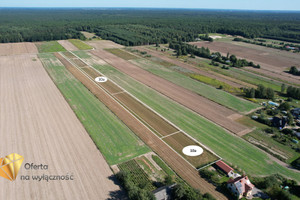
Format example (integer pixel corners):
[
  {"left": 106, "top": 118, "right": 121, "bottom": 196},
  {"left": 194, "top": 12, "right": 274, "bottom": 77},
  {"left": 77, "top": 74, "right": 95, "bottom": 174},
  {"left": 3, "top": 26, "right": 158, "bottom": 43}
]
[
  {"left": 53, "top": 52, "right": 227, "bottom": 199},
  {"left": 127, "top": 53, "right": 259, "bottom": 113},
  {"left": 91, "top": 49, "right": 250, "bottom": 135},
  {"left": 60, "top": 51, "right": 220, "bottom": 167},
  {"left": 39, "top": 53, "right": 149, "bottom": 165}
]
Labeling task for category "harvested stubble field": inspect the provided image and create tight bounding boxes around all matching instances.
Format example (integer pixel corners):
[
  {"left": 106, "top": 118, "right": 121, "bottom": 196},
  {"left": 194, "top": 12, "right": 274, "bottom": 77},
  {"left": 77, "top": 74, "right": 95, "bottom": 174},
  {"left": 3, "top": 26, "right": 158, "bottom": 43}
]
[
  {"left": 39, "top": 53, "right": 149, "bottom": 165},
  {"left": 76, "top": 50, "right": 300, "bottom": 181},
  {"left": 58, "top": 40, "right": 79, "bottom": 51},
  {"left": 0, "top": 42, "right": 37, "bottom": 56},
  {"left": 190, "top": 41, "right": 300, "bottom": 85},
  {"left": 54, "top": 52, "right": 227, "bottom": 200},
  {"left": 0, "top": 54, "right": 121, "bottom": 200},
  {"left": 91, "top": 49, "right": 250, "bottom": 135},
  {"left": 86, "top": 40, "right": 124, "bottom": 49}
]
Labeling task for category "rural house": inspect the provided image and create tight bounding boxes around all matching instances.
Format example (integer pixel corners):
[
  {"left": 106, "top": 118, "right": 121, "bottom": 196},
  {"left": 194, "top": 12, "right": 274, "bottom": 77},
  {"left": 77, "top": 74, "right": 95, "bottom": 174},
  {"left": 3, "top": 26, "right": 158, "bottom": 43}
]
[
  {"left": 227, "top": 176, "right": 254, "bottom": 199},
  {"left": 215, "top": 161, "right": 234, "bottom": 176}
]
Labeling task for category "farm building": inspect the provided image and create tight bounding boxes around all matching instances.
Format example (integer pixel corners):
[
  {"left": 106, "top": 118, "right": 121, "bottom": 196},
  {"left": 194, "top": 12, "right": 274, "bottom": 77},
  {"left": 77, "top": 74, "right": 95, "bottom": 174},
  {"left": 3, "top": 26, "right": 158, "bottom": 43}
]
[
  {"left": 215, "top": 161, "right": 234, "bottom": 176},
  {"left": 227, "top": 176, "right": 254, "bottom": 199}
]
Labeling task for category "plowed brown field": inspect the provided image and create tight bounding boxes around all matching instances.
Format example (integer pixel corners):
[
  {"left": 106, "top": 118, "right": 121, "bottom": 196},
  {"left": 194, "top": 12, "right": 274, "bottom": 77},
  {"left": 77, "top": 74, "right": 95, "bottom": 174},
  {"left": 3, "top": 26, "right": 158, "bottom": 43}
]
[
  {"left": 91, "top": 49, "right": 250, "bottom": 135},
  {"left": 54, "top": 52, "right": 227, "bottom": 200},
  {"left": 0, "top": 54, "right": 121, "bottom": 200}
]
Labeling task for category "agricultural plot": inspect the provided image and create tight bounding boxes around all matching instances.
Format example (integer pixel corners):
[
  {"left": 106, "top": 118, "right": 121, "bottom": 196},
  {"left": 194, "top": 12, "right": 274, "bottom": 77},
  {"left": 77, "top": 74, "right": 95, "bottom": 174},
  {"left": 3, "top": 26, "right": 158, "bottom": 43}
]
[
  {"left": 134, "top": 46, "right": 246, "bottom": 89},
  {"left": 39, "top": 53, "right": 149, "bottom": 165},
  {"left": 35, "top": 41, "right": 66, "bottom": 53},
  {"left": 118, "top": 160, "right": 156, "bottom": 191},
  {"left": 0, "top": 42, "right": 37, "bottom": 56},
  {"left": 68, "top": 39, "right": 93, "bottom": 50},
  {"left": 54, "top": 52, "right": 227, "bottom": 199},
  {"left": 0, "top": 53, "right": 121, "bottom": 199},
  {"left": 78, "top": 52, "right": 300, "bottom": 181},
  {"left": 106, "top": 48, "right": 138, "bottom": 60},
  {"left": 191, "top": 41, "right": 300, "bottom": 85},
  {"left": 129, "top": 58, "right": 259, "bottom": 113},
  {"left": 61, "top": 51, "right": 218, "bottom": 168},
  {"left": 163, "top": 132, "right": 219, "bottom": 168},
  {"left": 91, "top": 49, "right": 250, "bottom": 135},
  {"left": 58, "top": 40, "right": 79, "bottom": 51},
  {"left": 86, "top": 40, "right": 124, "bottom": 49}
]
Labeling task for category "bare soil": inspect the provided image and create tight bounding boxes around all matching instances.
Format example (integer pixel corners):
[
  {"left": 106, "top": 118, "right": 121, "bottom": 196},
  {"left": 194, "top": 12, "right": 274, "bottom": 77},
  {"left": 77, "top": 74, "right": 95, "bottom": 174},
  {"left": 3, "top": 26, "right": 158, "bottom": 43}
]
[
  {"left": 91, "top": 49, "right": 250, "bottom": 135},
  {"left": 0, "top": 54, "right": 121, "bottom": 200},
  {"left": 190, "top": 41, "right": 300, "bottom": 85},
  {"left": 0, "top": 43, "right": 38, "bottom": 56},
  {"left": 54, "top": 53, "right": 227, "bottom": 200}
]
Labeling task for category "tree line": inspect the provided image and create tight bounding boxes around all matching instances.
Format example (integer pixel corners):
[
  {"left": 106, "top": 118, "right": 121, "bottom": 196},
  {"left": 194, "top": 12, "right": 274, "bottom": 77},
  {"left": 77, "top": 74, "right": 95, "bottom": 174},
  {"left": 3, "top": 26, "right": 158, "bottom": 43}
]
[
  {"left": 0, "top": 9, "right": 300, "bottom": 45},
  {"left": 169, "top": 41, "right": 260, "bottom": 68}
]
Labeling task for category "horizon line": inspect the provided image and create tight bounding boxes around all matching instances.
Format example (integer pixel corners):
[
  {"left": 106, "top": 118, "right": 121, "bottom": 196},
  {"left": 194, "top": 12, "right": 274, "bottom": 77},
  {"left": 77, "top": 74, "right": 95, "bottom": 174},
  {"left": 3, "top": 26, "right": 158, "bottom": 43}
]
[{"left": 0, "top": 7, "right": 299, "bottom": 12}]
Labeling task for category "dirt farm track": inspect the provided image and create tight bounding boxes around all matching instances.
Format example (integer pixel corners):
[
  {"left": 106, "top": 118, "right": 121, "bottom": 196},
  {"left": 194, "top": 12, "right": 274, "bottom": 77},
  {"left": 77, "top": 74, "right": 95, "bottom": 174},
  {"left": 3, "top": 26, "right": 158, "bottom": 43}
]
[{"left": 0, "top": 54, "right": 121, "bottom": 199}]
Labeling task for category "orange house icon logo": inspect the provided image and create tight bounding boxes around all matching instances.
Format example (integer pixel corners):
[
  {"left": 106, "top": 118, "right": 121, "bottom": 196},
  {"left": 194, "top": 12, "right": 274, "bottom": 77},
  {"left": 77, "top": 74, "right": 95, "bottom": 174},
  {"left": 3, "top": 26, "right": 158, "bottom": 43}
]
[{"left": 0, "top": 153, "right": 24, "bottom": 181}]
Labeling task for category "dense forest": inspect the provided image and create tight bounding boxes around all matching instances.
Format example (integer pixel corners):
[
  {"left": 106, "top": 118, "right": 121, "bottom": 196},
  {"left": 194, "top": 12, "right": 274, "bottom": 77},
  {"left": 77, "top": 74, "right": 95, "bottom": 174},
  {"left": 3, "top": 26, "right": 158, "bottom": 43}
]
[{"left": 0, "top": 8, "right": 300, "bottom": 45}]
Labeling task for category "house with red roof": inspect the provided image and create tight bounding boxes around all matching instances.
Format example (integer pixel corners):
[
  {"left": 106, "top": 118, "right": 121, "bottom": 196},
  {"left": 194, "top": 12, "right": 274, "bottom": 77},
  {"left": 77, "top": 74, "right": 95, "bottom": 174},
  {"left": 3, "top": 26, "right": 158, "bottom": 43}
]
[
  {"left": 215, "top": 160, "right": 234, "bottom": 177},
  {"left": 227, "top": 176, "right": 255, "bottom": 199}
]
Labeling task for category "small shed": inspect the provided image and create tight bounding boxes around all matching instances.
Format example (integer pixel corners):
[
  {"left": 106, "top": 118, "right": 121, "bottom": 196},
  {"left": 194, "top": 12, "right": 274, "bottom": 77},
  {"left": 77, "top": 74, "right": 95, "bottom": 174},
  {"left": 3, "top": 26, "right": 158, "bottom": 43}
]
[{"left": 215, "top": 161, "right": 234, "bottom": 176}]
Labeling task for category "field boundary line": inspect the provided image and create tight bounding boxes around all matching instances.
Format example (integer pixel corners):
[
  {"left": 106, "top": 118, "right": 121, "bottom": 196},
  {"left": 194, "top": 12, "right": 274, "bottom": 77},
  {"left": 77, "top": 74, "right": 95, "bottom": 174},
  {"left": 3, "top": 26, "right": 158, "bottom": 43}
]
[
  {"left": 59, "top": 51, "right": 199, "bottom": 170},
  {"left": 197, "top": 158, "right": 223, "bottom": 171},
  {"left": 111, "top": 91, "right": 126, "bottom": 96},
  {"left": 160, "top": 131, "right": 181, "bottom": 139},
  {"left": 72, "top": 50, "right": 223, "bottom": 160}
]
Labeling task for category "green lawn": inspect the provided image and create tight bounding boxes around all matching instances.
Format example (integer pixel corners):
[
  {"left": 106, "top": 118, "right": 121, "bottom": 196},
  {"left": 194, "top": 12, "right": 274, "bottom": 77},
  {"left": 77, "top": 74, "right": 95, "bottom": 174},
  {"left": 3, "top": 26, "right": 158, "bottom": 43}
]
[
  {"left": 69, "top": 39, "right": 93, "bottom": 50},
  {"left": 130, "top": 58, "right": 259, "bottom": 113},
  {"left": 38, "top": 53, "right": 150, "bottom": 165},
  {"left": 36, "top": 41, "right": 66, "bottom": 53},
  {"left": 75, "top": 51, "right": 300, "bottom": 181}
]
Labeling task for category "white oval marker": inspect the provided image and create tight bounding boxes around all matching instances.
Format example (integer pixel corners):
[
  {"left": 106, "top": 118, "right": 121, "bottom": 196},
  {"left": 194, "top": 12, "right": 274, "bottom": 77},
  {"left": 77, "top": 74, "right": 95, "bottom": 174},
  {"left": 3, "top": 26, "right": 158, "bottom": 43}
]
[
  {"left": 182, "top": 145, "right": 203, "bottom": 157},
  {"left": 95, "top": 76, "right": 108, "bottom": 83}
]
